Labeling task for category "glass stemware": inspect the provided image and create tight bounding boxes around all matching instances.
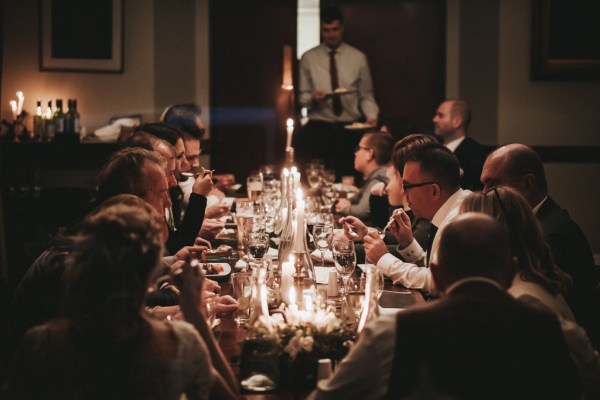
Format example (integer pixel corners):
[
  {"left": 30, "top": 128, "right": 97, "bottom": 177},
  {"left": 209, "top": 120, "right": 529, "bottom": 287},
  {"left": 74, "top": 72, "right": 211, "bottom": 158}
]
[
  {"left": 332, "top": 238, "right": 356, "bottom": 298},
  {"left": 313, "top": 223, "right": 333, "bottom": 268},
  {"left": 247, "top": 232, "right": 270, "bottom": 263}
]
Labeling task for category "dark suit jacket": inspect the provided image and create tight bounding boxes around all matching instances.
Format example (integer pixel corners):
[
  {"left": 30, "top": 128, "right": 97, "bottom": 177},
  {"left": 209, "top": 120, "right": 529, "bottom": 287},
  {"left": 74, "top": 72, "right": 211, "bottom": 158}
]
[
  {"left": 386, "top": 281, "right": 580, "bottom": 399},
  {"left": 166, "top": 192, "right": 207, "bottom": 254},
  {"left": 537, "top": 196, "right": 599, "bottom": 343},
  {"left": 453, "top": 136, "right": 486, "bottom": 191}
]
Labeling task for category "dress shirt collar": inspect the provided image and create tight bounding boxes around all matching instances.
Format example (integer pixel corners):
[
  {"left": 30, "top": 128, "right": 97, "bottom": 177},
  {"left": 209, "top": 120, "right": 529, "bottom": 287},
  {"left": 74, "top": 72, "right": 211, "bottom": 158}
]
[
  {"left": 532, "top": 195, "right": 549, "bottom": 215},
  {"left": 445, "top": 277, "right": 504, "bottom": 295},
  {"left": 444, "top": 136, "right": 465, "bottom": 153},
  {"left": 431, "top": 189, "right": 469, "bottom": 229},
  {"left": 321, "top": 42, "right": 347, "bottom": 55}
]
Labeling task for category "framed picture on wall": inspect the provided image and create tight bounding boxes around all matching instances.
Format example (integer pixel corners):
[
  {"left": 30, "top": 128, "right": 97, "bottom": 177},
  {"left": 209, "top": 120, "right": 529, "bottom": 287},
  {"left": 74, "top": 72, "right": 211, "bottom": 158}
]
[
  {"left": 39, "top": 0, "right": 124, "bottom": 73},
  {"left": 531, "top": 0, "right": 600, "bottom": 80}
]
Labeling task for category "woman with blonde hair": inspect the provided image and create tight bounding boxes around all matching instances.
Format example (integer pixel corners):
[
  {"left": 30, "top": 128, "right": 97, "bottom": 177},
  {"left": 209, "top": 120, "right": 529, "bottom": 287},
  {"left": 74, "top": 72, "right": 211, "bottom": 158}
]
[{"left": 460, "top": 186, "right": 573, "bottom": 319}]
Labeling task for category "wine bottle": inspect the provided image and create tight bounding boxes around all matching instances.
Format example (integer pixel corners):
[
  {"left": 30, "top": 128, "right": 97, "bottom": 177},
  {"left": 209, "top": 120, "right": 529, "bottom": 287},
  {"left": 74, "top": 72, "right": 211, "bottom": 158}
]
[
  {"left": 65, "top": 99, "right": 81, "bottom": 135},
  {"left": 33, "top": 99, "right": 44, "bottom": 139},
  {"left": 53, "top": 99, "right": 65, "bottom": 135},
  {"left": 44, "top": 100, "right": 54, "bottom": 141}
]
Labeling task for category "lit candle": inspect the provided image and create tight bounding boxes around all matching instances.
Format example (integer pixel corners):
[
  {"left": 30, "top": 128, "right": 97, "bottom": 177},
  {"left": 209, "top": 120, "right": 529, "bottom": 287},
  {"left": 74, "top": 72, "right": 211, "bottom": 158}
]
[
  {"left": 286, "top": 118, "right": 294, "bottom": 149},
  {"left": 288, "top": 286, "right": 299, "bottom": 324},
  {"left": 282, "top": 45, "right": 293, "bottom": 90},
  {"left": 16, "top": 91, "right": 24, "bottom": 115},
  {"left": 9, "top": 100, "right": 18, "bottom": 121},
  {"left": 294, "top": 188, "right": 305, "bottom": 252}
]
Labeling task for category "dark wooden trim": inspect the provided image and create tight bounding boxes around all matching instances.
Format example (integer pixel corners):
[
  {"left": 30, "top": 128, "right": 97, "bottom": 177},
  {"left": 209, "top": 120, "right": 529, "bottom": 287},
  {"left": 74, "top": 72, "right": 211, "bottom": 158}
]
[{"left": 482, "top": 145, "right": 600, "bottom": 164}]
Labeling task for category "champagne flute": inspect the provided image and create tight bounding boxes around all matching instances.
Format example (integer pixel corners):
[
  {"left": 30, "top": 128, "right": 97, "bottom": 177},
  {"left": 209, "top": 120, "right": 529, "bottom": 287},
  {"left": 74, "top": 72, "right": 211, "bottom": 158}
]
[
  {"left": 313, "top": 223, "right": 333, "bottom": 268},
  {"left": 332, "top": 238, "right": 356, "bottom": 298}
]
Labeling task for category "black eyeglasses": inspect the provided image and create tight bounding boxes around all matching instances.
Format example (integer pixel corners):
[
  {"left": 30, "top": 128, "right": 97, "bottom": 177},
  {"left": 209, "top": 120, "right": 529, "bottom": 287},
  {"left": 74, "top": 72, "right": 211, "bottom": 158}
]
[
  {"left": 483, "top": 186, "right": 508, "bottom": 217},
  {"left": 402, "top": 181, "right": 437, "bottom": 191}
]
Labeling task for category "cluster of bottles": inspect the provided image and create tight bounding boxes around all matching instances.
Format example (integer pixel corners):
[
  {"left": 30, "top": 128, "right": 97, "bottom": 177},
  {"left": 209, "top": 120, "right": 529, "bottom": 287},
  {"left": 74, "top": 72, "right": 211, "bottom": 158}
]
[{"left": 33, "top": 98, "right": 80, "bottom": 141}]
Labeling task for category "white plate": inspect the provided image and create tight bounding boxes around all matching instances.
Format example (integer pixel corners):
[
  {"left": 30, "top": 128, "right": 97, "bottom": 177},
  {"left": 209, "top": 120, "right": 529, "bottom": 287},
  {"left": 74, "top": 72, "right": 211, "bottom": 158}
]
[
  {"left": 326, "top": 88, "right": 357, "bottom": 97},
  {"left": 344, "top": 122, "right": 373, "bottom": 131},
  {"left": 200, "top": 262, "right": 231, "bottom": 278}
]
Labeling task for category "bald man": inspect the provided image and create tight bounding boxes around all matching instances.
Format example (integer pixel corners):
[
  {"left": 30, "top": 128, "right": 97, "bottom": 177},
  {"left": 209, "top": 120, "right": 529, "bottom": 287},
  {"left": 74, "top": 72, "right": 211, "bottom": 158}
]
[
  {"left": 481, "top": 143, "right": 598, "bottom": 345},
  {"left": 309, "top": 213, "right": 580, "bottom": 400}
]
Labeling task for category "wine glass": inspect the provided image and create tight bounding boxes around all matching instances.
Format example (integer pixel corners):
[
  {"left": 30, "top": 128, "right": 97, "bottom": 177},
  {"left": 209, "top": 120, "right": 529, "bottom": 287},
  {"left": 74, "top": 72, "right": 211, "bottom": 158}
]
[
  {"left": 345, "top": 275, "right": 366, "bottom": 319},
  {"left": 247, "top": 232, "right": 270, "bottom": 263},
  {"left": 332, "top": 238, "right": 356, "bottom": 297},
  {"left": 313, "top": 223, "right": 333, "bottom": 268}
]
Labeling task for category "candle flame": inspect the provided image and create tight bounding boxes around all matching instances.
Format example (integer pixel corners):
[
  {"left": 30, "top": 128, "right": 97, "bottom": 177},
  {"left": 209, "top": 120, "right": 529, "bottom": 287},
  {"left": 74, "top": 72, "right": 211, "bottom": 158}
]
[
  {"left": 283, "top": 168, "right": 289, "bottom": 176},
  {"left": 286, "top": 118, "right": 294, "bottom": 129},
  {"left": 16, "top": 91, "right": 24, "bottom": 99},
  {"left": 291, "top": 166, "right": 297, "bottom": 175}
]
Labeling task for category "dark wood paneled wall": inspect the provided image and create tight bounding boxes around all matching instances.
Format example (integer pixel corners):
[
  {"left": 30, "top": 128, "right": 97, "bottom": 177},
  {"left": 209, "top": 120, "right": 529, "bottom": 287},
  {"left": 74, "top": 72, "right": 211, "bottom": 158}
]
[
  {"left": 209, "top": 0, "right": 297, "bottom": 180},
  {"left": 209, "top": 0, "right": 447, "bottom": 181},
  {"left": 340, "top": 0, "right": 446, "bottom": 137}
]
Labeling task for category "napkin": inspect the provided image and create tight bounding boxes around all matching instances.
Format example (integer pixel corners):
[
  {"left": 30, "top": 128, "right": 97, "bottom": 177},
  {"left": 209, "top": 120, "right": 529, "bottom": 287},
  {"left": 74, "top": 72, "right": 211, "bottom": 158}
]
[{"left": 314, "top": 266, "right": 336, "bottom": 284}]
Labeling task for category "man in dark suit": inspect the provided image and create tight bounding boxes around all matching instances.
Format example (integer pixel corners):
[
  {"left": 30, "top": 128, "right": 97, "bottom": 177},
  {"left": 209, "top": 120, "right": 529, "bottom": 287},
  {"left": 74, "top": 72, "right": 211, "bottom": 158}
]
[
  {"left": 308, "top": 213, "right": 580, "bottom": 400},
  {"left": 481, "top": 143, "right": 599, "bottom": 346},
  {"left": 433, "top": 99, "right": 486, "bottom": 190}
]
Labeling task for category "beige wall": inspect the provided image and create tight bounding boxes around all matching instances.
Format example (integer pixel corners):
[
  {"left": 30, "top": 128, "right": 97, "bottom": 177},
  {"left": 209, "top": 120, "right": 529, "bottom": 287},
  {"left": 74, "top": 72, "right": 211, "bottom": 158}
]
[
  {"left": 2, "top": 0, "right": 155, "bottom": 132},
  {"left": 1, "top": 0, "right": 211, "bottom": 136},
  {"left": 448, "top": 0, "right": 600, "bottom": 254}
]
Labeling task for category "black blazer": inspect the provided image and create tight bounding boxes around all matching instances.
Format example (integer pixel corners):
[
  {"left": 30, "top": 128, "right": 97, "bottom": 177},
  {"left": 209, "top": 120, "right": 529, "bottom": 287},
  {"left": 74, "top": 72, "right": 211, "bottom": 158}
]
[
  {"left": 537, "top": 196, "right": 599, "bottom": 342},
  {"left": 386, "top": 281, "right": 580, "bottom": 399},
  {"left": 453, "top": 136, "right": 486, "bottom": 191}
]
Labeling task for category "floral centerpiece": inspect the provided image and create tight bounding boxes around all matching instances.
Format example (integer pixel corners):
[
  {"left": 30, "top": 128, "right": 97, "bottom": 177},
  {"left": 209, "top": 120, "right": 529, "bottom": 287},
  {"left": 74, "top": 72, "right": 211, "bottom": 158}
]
[{"left": 277, "top": 307, "right": 356, "bottom": 391}]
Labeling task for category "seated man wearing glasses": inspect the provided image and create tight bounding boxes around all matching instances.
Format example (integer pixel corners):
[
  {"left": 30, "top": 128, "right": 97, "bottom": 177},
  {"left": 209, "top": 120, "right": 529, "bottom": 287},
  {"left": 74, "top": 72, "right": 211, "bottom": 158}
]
[
  {"left": 362, "top": 143, "right": 471, "bottom": 294},
  {"left": 335, "top": 132, "right": 393, "bottom": 225}
]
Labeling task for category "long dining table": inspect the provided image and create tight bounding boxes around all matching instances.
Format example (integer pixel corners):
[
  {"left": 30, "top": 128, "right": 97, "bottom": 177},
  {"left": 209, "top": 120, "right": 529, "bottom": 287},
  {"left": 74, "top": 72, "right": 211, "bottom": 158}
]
[{"left": 212, "top": 272, "right": 425, "bottom": 399}]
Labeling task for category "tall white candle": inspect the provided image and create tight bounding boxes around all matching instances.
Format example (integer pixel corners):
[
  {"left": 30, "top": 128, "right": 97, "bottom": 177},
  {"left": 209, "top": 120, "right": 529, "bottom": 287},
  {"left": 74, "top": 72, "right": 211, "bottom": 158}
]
[
  {"left": 286, "top": 118, "right": 294, "bottom": 148},
  {"left": 294, "top": 188, "right": 305, "bottom": 252},
  {"left": 9, "top": 100, "right": 18, "bottom": 120},
  {"left": 16, "top": 91, "right": 24, "bottom": 115},
  {"left": 282, "top": 45, "right": 293, "bottom": 90}
]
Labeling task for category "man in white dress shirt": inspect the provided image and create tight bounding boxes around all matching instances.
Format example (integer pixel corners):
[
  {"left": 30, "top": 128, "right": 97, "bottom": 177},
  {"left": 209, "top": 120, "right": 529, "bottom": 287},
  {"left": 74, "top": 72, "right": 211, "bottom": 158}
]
[
  {"left": 363, "top": 143, "right": 471, "bottom": 294},
  {"left": 297, "top": 6, "right": 379, "bottom": 179},
  {"left": 308, "top": 213, "right": 580, "bottom": 400}
]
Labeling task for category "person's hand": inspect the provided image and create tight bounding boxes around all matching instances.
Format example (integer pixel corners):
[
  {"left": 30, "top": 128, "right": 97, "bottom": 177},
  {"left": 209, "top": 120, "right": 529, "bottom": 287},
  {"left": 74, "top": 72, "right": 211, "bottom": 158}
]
[
  {"left": 366, "top": 119, "right": 378, "bottom": 126},
  {"left": 388, "top": 209, "right": 414, "bottom": 249},
  {"left": 171, "top": 257, "right": 205, "bottom": 316},
  {"left": 213, "top": 174, "right": 235, "bottom": 191},
  {"left": 370, "top": 181, "right": 386, "bottom": 196},
  {"left": 313, "top": 90, "right": 327, "bottom": 102},
  {"left": 339, "top": 216, "right": 368, "bottom": 241},
  {"left": 203, "top": 278, "right": 221, "bottom": 294},
  {"left": 173, "top": 245, "right": 209, "bottom": 263},
  {"left": 147, "top": 305, "right": 183, "bottom": 321},
  {"left": 215, "top": 295, "right": 238, "bottom": 314},
  {"left": 199, "top": 218, "right": 225, "bottom": 241},
  {"left": 192, "top": 168, "right": 214, "bottom": 196},
  {"left": 205, "top": 204, "right": 230, "bottom": 219},
  {"left": 364, "top": 230, "right": 388, "bottom": 264},
  {"left": 194, "top": 236, "right": 212, "bottom": 248},
  {"left": 335, "top": 198, "right": 352, "bottom": 213}
]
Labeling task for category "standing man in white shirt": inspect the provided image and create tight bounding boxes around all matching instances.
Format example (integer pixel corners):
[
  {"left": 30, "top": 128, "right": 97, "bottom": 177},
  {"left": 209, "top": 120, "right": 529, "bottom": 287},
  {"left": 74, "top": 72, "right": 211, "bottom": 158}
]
[
  {"left": 362, "top": 143, "right": 471, "bottom": 294},
  {"left": 297, "top": 6, "right": 379, "bottom": 179},
  {"left": 432, "top": 99, "right": 486, "bottom": 190}
]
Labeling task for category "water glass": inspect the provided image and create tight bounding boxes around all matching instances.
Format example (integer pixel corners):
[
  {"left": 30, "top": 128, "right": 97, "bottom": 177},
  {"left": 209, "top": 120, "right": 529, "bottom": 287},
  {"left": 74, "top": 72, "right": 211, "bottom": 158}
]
[
  {"left": 332, "top": 239, "right": 356, "bottom": 297},
  {"left": 231, "top": 272, "right": 253, "bottom": 326}
]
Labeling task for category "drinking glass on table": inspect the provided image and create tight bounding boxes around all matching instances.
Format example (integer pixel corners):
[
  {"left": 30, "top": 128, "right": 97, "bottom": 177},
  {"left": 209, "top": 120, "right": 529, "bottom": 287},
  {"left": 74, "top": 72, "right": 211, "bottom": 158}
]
[
  {"left": 345, "top": 275, "right": 366, "bottom": 319},
  {"left": 247, "top": 232, "right": 270, "bottom": 263},
  {"left": 332, "top": 238, "right": 356, "bottom": 297},
  {"left": 231, "top": 272, "right": 253, "bottom": 326},
  {"left": 246, "top": 171, "right": 264, "bottom": 202},
  {"left": 313, "top": 223, "right": 333, "bottom": 268}
]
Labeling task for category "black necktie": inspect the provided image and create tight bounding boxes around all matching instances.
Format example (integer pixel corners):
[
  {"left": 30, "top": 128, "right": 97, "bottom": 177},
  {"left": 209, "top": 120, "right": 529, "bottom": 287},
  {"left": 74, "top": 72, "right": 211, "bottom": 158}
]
[
  {"left": 426, "top": 224, "right": 438, "bottom": 267},
  {"left": 329, "top": 50, "right": 342, "bottom": 116}
]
